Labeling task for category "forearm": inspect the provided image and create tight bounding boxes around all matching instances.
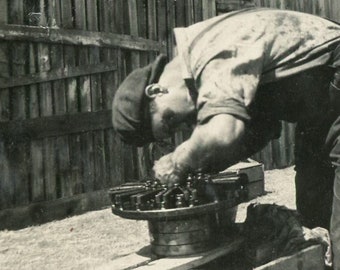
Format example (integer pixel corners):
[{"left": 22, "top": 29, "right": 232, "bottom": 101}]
[
  {"left": 153, "top": 114, "right": 279, "bottom": 185},
  {"left": 172, "top": 114, "right": 248, "bottom": 174}
]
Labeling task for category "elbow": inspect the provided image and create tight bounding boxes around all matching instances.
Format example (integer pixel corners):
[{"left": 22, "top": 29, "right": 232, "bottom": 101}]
[{"left": 198, "top": 114, "right": 245, "bottom": 149}]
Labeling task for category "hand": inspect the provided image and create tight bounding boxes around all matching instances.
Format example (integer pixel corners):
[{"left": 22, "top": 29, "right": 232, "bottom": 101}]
[{"left": 153, "top": 153, "right": 187, "bottom": 187}]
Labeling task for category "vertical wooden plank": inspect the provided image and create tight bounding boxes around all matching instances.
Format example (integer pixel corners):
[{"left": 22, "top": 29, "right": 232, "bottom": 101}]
[
  {"left": 100, "top": 0, "right": 126, "bottom": 187},
  {"left": 98, "top": 0, "right": 123, "bottom": 187},
  {"left": 332, "top": 0, "right": 340, "bottom": 21},
  {"left": 0, "top": 0, "right": 11, "bottom": 209},
  {"left": 74, "top": 0, "right": 94, "bottom": 193},
  {"left": 286, "top": 123, "right": 296, "bottom": 166},
  {"left": 193, "top": 0, "right": 203, "bottom": 23},
  {"left": 148, "top": 0, "right": 157, "bottom": 40},
  {"left": 128, "top": 0, "right": 148, "bottom": 180},
  {"left": 61, "top": 0, "right": 79, "bottom": 197},
  {"left": 202, "top": 0, "right": 216, "bottom": 20},
  {"left": 138, "top": 0, "right": 149, "bottom": 64},
  {"left": 142, "top": 0, "right": 157, "bottom": 178},
  {"left": 185, "top": 0, "right": 194, "bottom": 25},
  {"left": 175, "top": 0, "right": 186, "bottom": 27},
  {"left": 49, "top": 0, "right": 70, "bottom": 199},
  {"left": 262, "top": 142, "right": 274, "bottom": 170},
  {"left": 166, "top": 0, "right": 176, "bottom": 58},
  {"left": 28, "top": 0, "right": 44, "bottom": 203},
  {"left": 157, "top": 0, "right": 168, "bottom": 49},
  {"left": 8, "top": 0, "right": 30, "bottom": 206},
  {"left": 0, "top": 0, "right": 7, "bottom": 23},
  {"left": 86, "top": 0, "right": 107, "bottom": 190},
  {"left": 318, "top": 0, "right": 330, "bottom": 17},
  {"left": 37, "top": 0, "right": 57, "bottom": 201}
]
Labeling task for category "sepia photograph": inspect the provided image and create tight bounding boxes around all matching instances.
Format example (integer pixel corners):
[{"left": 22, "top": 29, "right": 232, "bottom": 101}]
[{"left": 0, "top": 0, "right": 339, "bottom": 269}]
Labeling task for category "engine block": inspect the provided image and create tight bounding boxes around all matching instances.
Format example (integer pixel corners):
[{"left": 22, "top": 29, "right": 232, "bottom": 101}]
[{"left": 109, "top": 160, "right": 264, "bottom": 256}]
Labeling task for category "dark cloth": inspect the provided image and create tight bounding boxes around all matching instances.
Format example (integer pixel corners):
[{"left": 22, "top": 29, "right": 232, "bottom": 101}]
[
  {"left": 250, "top": 64, "right": 338, "bottom": 230},
  {"left": 243, "top": 204, "right": 331, "bottom": 267},
  {"left": 112, "top": 54, "right": 167, "bottom": 146},
  {"left": 327, "top": 116, "right": 340, "bottom": 269}
]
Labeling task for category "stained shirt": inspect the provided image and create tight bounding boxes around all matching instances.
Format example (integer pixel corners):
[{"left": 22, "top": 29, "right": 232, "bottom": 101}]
[{"left": 173, "top": 8, "right": 340, "bottom": 123}]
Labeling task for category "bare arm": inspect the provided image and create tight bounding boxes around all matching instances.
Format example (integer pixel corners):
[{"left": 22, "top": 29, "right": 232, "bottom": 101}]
[
  {"left": 154, "top": 114, "right": 246, "bottom": 186},
  {"left": 154, "top": 113, "right": 280, "bottom": 186},
  {"left": 173, "top": 114, "right": 245, "bottom": 172}
]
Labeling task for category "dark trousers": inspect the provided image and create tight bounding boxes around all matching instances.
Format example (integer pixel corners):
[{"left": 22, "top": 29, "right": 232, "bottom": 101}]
[
  {"left": 328, "top": 116, "right": 340, "bottom": 269},
  {"left": 293, "top": 72, "right": 340, "bottom": 268},
  {"left": 294, "top": 125, "right": 334, "bottom": 230}
]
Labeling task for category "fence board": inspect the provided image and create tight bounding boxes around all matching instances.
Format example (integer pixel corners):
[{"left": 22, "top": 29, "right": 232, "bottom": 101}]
[
  {"left": 38, "top": 0, "right": 57, "bottom": 202},
  {"left": 102, "top": 1, "right": 126, "bottom": 187},
  {"left": 203, "top": 0, "right": 216, "bottom": 20},
  {"left": 8, "top": 0, "right": 30, "bottom": 206},
  {"left": 0, "top": 61, "right": 117, "bottom": 89},
  {"left": 2, "top": 0, "right": 335, "bottom": 219},
  {"left": 49, "top": 0, "right": 70, "bottom": 200},
  {"left": 109, "top": 0, "right": 127, "bottom": 185},
  {"left": 0, "top": 24, "right": 165, "bottom": 52},
  {"left": 29, "top": 41, "right": 45, "bottom": 203},
  {"left": 61, "top": 1, "right": 79, "bottom": 198},
  {"left": 175, "top": 0, "right": 186, "bottom": 27},
  {"left": 0, "top": 0, "right": 10, "bottom": 209},
  {"left": 75, "top": 0, "right": 95, "bottom": 194},
  {"left": 81, "top": 0, "right": 101, "bottom": 192},
  {"left": 87, "top": 0, "right": 106, "bottom": 191}
]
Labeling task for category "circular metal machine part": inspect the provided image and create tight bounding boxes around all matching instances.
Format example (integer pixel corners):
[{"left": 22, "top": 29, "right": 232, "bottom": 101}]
[{"left": 109, "top": 168, "right": 260, "bottom": 257}]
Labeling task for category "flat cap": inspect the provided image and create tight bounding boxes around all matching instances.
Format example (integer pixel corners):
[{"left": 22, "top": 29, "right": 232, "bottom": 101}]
[{"left": 112, "top": 54, "right": 167, "bottom": 146}]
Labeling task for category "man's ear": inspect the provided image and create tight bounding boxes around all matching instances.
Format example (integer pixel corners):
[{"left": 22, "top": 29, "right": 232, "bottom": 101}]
[{"left": 145, "top": 84, "right": 168, "bottom": 99}]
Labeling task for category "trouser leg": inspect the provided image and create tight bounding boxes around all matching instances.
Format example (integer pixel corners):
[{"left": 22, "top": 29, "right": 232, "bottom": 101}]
[
  {"left": 328, "top": 116, "right": 340, "bottom": 269},
  {"left": 295, "top": 163, "right": 334, "bottom": 229},
  {"left": 295, "top": 121, "right": 335, "bottom": 230},
  {"left": 331, "top": 166, "right": 340, "bottom": 270}
]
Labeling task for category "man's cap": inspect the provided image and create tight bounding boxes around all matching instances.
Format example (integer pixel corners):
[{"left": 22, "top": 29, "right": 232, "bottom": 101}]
[{"left": 112, "top": 54, "right": 168, "bottom": 146}]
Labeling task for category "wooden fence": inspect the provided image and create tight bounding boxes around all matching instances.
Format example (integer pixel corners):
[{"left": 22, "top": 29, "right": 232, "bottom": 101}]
[
  {"left": 0, "top": 0, "right": 340, "bottom": 228},
  {"left": 0, "top": 0, "right": 221, "bottom": 229}
]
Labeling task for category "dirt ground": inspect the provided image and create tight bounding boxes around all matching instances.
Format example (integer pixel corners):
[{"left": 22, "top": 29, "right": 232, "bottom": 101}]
[{"left": 0, "top": 166, "right": 296, "bottom": 270}]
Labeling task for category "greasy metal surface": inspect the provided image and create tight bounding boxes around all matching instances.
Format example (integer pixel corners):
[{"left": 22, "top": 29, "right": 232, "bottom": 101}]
[
  {"left": 109, "top": 160, "right": 264, "bottom": 257},
  {"left": 111, "top": 200, "right": 238, "bottom": 221},
  {"left": 151, "top": 240, "right": 216, "bottom": 257},
  {"left": 148, "top": 215, "right": 212, "bottom": 233}
]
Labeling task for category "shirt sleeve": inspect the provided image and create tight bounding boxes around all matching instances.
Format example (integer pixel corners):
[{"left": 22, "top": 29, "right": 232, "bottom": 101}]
[{"left": 196, "top": 43, "right": 265, "bottom": 124}]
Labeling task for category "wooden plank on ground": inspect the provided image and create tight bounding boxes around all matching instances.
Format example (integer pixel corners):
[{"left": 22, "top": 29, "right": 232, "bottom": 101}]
[
  {"left": 254, "top": 245, "right": 324, "bottom": 270},
  {"left": 135, "top": 238, "right": 244, "bottom": 270},
  {"left": 99, "top": 237, "right": 244, "bottom": 270}
]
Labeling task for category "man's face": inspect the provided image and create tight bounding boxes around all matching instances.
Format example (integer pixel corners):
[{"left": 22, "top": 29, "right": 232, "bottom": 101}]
[
  {"left": 150, "top": 58, "right": 196, "bottom": 140},
  {"left": 150, "top": 91, "right": 195, "bottom": 140}
]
